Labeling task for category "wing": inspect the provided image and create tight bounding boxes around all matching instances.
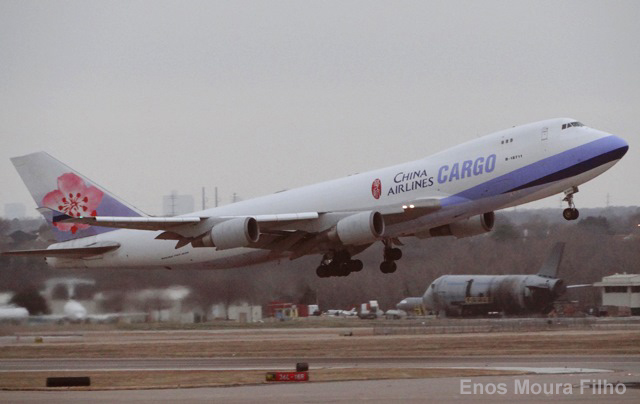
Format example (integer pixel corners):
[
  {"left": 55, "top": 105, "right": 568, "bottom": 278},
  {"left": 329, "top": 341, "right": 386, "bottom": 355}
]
[
  {"left": 37, "top": 198, "right": 443, "bottom": 257},
  {"left": 51, "top": 209, "right": 319, "bottom": 233}
]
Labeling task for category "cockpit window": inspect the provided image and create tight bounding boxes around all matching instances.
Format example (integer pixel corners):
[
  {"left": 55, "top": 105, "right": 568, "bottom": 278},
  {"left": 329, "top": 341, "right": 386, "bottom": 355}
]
[{"left": 561, "top": 121, "right": 584, "bottom": 130}]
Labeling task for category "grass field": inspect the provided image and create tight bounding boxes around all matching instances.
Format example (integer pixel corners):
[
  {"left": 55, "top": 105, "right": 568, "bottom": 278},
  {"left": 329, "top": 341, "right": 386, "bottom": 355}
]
[
  {"left": 1, "top": 329, "right": 638, "bottom": 358},
  {"left": 0, "top": 368, "right": 525, "bottom": 390}
]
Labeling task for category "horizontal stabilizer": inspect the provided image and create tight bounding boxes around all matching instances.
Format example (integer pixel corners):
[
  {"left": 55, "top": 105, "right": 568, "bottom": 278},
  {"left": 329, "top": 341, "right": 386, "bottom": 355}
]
[
  {"left": 537, "top": 242, "right": 566, "bottom": 278},
  {"left": 1, "top": 242, "right": 120, "bottom": 258},
  {"left": 52, "top": 211, "right": 203, "bottom": 231},
  {"left": 567, "top": 284, "right": 592, "bottom": 289}
]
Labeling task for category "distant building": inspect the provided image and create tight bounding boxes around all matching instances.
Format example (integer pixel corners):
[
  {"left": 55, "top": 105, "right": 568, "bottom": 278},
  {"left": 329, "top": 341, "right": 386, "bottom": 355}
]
[
  {"left": 210, "top": 302, "right": 262, "bottom": 323},
  {"left": 266, "top": 302, "right": 311, "bottom": 320},
  {"left": 4, "top": 203, "right": 26, "bottom": 219},
  {"left": 162, "top": 192, "right": 194, "bottom": 216},
  {"left": 594, "top": 273, "right": 640, "bottom": 315},
  {"left": 132, "top": 286, "right": 199, "bottom": 323}
]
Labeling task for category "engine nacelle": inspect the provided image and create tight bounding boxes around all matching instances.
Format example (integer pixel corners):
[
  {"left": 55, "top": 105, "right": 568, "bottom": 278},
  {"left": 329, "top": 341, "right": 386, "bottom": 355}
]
[
  {"left": 428, "top": 212, "right": 495, "bottom": 239},
  {"left": 525, "top": 277, "right": 567, "bottom": 297},
  {"left": 329, "top": 211, "right": 385, "bottom": 246},
  {"left": 192, "top": 217, "right": 260, "bottom": 250}
]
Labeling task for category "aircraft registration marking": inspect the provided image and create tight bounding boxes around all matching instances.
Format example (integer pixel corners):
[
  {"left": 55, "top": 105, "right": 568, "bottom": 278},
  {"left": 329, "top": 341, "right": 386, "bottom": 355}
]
[{"left": 161, "top": 251, "right": 190, "bottom": 260}]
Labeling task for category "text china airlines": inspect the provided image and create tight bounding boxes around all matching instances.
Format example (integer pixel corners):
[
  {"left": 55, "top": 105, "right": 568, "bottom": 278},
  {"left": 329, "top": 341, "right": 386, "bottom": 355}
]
[{"left": 386, "top": 154, "right": 497, "bottom": 196}]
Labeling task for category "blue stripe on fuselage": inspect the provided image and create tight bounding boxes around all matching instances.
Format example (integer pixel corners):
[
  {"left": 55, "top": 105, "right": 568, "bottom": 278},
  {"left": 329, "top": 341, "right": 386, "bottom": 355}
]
[{"left": 441, "top": 136, "right": 627, "bottom": 206}]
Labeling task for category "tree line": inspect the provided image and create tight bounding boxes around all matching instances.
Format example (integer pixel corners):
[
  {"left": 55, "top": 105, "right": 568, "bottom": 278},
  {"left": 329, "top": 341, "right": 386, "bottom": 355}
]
[{"left": 1, "top": 206, "right": 639, "bottom": 314}]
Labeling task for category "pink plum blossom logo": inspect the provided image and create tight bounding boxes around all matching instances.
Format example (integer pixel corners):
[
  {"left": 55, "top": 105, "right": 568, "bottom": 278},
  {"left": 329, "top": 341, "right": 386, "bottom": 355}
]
[
  {"left": 371, "top": 178, "right": 382, "bottom": 200},
  {"left": 42, "top": 173, "right": 104, "bottom": 234}
]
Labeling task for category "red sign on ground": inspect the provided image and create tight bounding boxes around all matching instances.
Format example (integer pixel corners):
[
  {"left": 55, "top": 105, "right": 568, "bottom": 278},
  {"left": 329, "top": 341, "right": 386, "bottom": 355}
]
[{"left": 266, "top": 372, "right": 309, "bottom": 382}]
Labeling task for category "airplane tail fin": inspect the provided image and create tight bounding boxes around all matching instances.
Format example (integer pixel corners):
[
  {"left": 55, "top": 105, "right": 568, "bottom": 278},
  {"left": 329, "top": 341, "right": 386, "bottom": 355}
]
[
  {"left": 537, "top": 242, "right": 566, "bottom": 278},
  {"left": 11, "top": 152, "right": 145, "bottom": 242}
]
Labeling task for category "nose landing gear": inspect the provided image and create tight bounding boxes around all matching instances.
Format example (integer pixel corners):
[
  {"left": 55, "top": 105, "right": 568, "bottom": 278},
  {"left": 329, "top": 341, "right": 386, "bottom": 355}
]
[{"left": 562, "top": 186, "right": 580, "bottom": 221}]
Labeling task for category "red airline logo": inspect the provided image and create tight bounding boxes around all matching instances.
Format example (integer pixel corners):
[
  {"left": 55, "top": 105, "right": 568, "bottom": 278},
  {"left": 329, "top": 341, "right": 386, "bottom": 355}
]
[{"left": 371, "top": 178, "right": 382, "bottom": 199}]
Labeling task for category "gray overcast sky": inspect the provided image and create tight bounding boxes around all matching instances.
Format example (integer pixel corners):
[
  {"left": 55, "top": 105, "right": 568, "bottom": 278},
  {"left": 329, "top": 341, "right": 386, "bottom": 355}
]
[{"left": 1, "top": 1, "right": 638, "bottom": 216}]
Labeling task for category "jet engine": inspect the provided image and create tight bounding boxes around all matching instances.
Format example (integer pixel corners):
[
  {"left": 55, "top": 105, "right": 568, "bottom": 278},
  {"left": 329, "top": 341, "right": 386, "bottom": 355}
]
[
  {"left": 328, "top": 211, "right": 385, "bottom": 245},
  {"left": 192, "top": 217, "right": 260, "bottom": 250},
  {"left": 428, "top": 212, "right": 495, "bottom": 238},
  {"left": 522, "top": 277, "right": 567, "bottom": 313},
  {"left": 525, "top": 277, "right": 566, "bottom": 297}
]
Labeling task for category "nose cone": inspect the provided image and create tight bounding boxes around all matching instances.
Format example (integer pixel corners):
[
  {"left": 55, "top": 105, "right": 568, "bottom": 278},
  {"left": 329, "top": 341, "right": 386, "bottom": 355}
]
[{"left": 609, "top": 135, "right": 629, "bottom": 160}]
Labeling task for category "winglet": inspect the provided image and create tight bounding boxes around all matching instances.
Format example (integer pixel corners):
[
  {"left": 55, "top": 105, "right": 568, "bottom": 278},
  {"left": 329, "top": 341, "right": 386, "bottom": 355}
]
[{"left": 537, "top": 242, "right": 566, "bottom": 278}]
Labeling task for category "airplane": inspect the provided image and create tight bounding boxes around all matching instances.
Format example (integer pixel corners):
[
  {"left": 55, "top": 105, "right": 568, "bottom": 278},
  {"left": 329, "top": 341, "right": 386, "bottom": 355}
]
[
  {"left": 2, "top": 118, "right": 629, "bottom": 278},
  {"left": 23, "top": 299, "right": 91, "bottom": 323},
  {"left": 0, "top": 305, "right": 29, "bottom": 323},
  {"left": 325, "top": 308, "right": 357, "bottom": 317},
  {"left": 33, "top": 299, "right": 145, "bottom": 323},
  {"left": 34, "top": 278, "right": 145, "bottom": 323},
  {"left": 396, "top": 297, "right": 425, "bottom": 315},
  {"left": 0, "top": 299, "right": 137, "bottom": 324},
  {"left": 420, "top": 242, "right": 577, "bottom": 316}
]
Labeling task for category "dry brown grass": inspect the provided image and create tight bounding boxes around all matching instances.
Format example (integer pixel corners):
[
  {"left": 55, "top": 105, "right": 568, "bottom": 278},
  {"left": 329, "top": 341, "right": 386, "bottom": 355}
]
[
  {"left": 1, "top": 330, "right": 638, "bottom": 359},
  {"left": 0, "top": 368, "right": 525, "bottom": 390}
]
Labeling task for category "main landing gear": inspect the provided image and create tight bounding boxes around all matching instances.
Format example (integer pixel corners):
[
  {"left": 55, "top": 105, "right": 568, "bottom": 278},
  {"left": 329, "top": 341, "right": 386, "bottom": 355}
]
[
  {"left": 315, "top": 250, "right": 363, "bottom": 278},
  {"left": 380, "top": 239, "right": 402, "bottom": 274},
  {"left": 562, "top": 186, "right": 580, "bottom": 221},
  {"left": 315, "top": 240, "right": 404, "bottom": 278}
]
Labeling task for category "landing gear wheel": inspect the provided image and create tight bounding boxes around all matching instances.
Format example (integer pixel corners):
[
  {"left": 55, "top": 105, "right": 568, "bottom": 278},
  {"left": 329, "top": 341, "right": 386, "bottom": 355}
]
[
  {"left": 350, "top": 259, "right": 364, "bottom": 272},
  {"left": 316, "top": 250, "right": 365, "bottom": 278},
  {"left": 379, "top": 260, "right": 397, "bottom": 274},
  {"left": 385, "top": 248, "right": 402, "bottom": 261},
  {"left": 562, "top": 208, "right": 579, "bottom": 221},
  {"left": 562, "top": 187, "right": 580, "bottom": 221},
  {"left": 338, "top": 262, "right": 351, "bottom": 277},
  {"left": 316, "top": 265, "right": 329, "bottom": 278},
  {"left": 380, "top": 239, "right": 402, "bottom": 274}
]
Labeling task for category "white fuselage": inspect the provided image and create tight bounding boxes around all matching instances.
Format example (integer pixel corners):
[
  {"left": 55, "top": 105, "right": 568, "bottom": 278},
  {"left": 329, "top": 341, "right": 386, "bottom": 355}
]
[{"left": 47, "top": 118, "right": 628, "bottom": 270}]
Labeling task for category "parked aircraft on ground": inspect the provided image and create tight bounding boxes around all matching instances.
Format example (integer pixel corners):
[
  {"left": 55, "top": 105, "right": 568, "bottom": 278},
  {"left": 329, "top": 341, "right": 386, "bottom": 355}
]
[
  {"left": 26, "top": 278, "right": 145, "bottom": 324},
  {"left": 2, "top": 119, "right": 628, "bottom": 277},
  {"left": 0, "top": 299, "right": 135, "bottom": 324},
  {"left": 419, "top": 242, "right": 573, "bottom": 316},
  {"left": 325, "top": 308, "right": 357, "bottom": 317},
  {"left": 396, "top": 297, "right": 425, "bottom": 315},
  {"left": 0, "top": 305, "right": 29, "bottom": 323}
]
